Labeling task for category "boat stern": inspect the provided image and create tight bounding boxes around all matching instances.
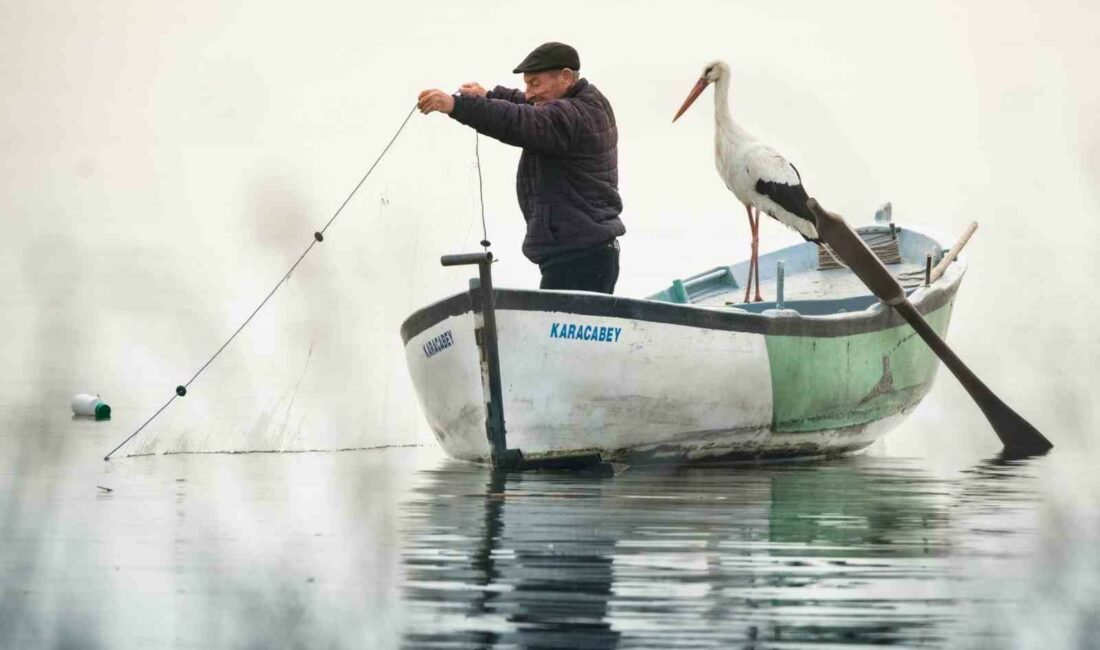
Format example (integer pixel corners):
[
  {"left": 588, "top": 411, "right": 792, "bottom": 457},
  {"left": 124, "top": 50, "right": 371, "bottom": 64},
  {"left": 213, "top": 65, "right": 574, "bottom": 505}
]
[{"left": 401, "top": 293, "right": 489, "bottom": 460}]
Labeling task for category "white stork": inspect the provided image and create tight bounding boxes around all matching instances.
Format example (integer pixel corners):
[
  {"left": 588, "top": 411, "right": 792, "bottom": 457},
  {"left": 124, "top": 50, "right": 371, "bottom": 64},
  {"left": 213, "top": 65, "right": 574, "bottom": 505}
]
[{"left": 673, "top": 60, "right": 820, "bottom": 303}]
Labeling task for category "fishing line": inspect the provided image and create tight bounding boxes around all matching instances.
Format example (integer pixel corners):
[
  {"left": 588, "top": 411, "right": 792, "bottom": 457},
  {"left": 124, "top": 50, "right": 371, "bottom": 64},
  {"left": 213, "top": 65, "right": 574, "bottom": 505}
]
[
  {"left": 475, "top": 132, "right": 490, "bottom": 251},
  {"left": 104, "top": 103, "right": 418, "bottom": 461}
]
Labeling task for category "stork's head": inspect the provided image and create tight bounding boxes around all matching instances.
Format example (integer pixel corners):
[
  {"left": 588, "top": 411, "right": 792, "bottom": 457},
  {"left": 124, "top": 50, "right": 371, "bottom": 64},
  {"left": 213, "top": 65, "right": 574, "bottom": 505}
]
[{"left": 672, "top": 60, "right": 729, "bottom": 122}]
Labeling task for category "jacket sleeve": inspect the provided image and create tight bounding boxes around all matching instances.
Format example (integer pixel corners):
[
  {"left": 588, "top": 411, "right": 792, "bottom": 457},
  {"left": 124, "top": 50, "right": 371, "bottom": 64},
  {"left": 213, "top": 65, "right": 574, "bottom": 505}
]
[
  {"left": 486, "top": 86, "right": 527, "bottom": 104},
  {"left": 450, "top": 94, "right": 578, "bottom": 156}
]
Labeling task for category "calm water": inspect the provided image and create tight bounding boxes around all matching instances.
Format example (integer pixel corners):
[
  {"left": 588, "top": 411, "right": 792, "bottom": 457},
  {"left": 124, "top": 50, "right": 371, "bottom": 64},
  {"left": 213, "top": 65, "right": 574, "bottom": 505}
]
[
  {"left": 400, "top": 454, "right": 1053, "bottom": 649},
  {"left": 2, "top": 403, "right": 1097, "bottom": 648}
]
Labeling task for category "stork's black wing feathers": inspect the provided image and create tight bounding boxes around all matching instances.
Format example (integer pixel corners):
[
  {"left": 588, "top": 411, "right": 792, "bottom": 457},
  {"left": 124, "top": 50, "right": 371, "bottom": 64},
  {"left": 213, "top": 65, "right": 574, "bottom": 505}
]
[{"left": 754, "top": 177, "right": 819, "bottom": 242}]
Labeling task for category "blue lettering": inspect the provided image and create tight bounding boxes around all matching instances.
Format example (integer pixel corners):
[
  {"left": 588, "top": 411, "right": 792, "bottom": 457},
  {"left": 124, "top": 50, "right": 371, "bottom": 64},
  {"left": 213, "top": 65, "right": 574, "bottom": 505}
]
[
  {"left": 547, "top": 322, "right": 623, "bottom": 343},
  {"left": 423, "top": 330, "right": 454, "bottom": 358}
]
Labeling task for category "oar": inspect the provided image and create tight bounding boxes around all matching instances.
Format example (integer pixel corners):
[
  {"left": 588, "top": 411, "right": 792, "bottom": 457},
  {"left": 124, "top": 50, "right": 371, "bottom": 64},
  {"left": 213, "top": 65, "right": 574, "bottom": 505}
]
[{"left": 805, "top": 198, "right": 1052, "bottom": 457}]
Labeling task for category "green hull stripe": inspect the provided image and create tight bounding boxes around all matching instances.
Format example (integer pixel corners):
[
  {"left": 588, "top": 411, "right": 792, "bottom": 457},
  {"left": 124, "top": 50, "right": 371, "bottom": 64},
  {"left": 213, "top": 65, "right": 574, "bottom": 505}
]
[{"left": 765, "top": 302, "right": 954, "bottom": 433}]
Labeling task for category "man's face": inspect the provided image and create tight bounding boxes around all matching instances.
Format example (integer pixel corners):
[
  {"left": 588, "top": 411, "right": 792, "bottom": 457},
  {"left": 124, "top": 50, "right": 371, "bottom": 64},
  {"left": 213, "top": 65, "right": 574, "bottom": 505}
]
[{"left": 523, "top": 69, "right": 572, "bottom": 105}]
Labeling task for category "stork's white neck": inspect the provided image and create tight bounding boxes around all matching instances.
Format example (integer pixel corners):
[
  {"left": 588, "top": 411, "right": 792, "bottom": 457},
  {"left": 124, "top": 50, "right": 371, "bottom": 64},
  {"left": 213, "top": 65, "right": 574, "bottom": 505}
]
[{"left": 713, "top": 74, "right": 748, "bottom": 146}]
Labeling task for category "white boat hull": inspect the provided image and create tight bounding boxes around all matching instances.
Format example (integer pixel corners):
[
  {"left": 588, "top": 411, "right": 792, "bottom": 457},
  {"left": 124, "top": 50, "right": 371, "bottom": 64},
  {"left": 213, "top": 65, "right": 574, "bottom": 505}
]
[{"left": 402, "top": 226, "right": 963, "bottom": 463}]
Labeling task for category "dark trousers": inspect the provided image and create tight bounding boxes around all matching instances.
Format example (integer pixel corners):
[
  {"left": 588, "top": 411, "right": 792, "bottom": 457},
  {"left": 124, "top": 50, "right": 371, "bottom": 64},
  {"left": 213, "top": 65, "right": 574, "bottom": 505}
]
[{"left": 539, "top": 241, "right": 620, "bottom": 294}]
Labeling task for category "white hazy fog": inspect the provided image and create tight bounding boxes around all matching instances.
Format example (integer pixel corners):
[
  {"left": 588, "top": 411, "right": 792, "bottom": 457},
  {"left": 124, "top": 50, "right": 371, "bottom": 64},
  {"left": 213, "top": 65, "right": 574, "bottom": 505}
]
[
  {"left": 3, "top": 0, "right": 1097, "bottom": 458},
  {"left": 3, "top": 3, "right": 1100, "bottom": 648}
]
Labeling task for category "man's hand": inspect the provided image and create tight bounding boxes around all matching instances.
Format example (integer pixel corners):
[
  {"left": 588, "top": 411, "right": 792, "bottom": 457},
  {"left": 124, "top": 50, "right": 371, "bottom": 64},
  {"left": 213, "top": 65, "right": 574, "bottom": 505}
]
[
  {"left": 417, "top": 89, "right": 455, "bottom": 115},
  {"left": 458, "top": 82, "right": 487, "bottom": 97}
]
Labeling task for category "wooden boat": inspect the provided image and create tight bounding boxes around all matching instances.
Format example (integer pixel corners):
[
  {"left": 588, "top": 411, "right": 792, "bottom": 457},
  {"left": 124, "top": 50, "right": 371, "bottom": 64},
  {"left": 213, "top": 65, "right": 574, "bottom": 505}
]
[{"left": 400, "top": 219, "right": 964, "bottom": 465}]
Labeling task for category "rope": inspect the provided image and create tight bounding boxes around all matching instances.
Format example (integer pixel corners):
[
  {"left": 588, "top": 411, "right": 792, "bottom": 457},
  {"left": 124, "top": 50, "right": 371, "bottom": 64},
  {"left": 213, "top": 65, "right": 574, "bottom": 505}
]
[
  {"left": 818, "top": 231, "right": 898, "bottom": 270},
  {"left": 819, "top": 242, "right": 851, "bottom": 271},
  {"left": 104, "top": 103, "right": 418, "bottom": 461}
]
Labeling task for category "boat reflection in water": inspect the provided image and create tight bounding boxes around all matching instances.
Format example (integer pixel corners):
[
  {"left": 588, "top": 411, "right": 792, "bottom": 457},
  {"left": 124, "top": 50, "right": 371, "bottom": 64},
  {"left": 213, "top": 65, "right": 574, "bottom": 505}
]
[
  {"left": 402, "top": 467, "right": 621, "bottom": 649},
  {"left": 399, "top": 454, "right": 1043, "bottom": 647}
]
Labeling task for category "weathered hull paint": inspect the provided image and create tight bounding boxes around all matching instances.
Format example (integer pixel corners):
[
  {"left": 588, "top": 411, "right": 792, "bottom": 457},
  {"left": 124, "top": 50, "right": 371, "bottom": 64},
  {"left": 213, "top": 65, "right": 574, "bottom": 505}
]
[
  {"left": 765, "top": 302, "right": 954, "bottom": 433},
  {"left": 495, "top": 309, "right": 774, "bottom": 459},
  {"left": 402, "top": 301, "right": 957, "bottom": 463},
  {"left": 403, "top": 312, "right": 487, "bottom": 460}
]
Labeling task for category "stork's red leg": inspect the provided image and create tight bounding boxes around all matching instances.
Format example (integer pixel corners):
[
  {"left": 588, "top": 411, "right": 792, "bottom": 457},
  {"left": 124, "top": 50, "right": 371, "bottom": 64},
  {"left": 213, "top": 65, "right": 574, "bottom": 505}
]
[
  {"left": 743, "top": 204, "right": 755, "bottom": 303},
  {"left": 752, "top": 208, "right": 764, "bottom": 302}
]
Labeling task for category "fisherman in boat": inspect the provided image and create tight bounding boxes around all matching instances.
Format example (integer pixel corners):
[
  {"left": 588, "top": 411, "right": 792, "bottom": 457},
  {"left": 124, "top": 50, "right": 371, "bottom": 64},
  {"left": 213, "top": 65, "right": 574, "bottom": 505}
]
[{"left": 417, "top": 42, "right": 625, "bottom": 294}]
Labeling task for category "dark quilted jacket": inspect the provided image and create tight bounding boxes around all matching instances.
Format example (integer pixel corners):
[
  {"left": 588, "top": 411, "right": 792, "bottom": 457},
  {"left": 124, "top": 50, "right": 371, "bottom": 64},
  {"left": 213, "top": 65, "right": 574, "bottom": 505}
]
[{"left": 449, "top": 79, "right": 625, "bottom": 263}]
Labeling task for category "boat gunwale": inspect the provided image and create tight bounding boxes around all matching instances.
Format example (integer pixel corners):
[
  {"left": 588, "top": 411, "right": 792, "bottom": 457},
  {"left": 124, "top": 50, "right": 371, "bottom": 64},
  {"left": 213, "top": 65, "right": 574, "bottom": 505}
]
[
  {"left": 401, "top": 225, "right": 966, "bottom": 344},
  {"left": 400, "top": 270, "right": 962, "bottom": 343}
]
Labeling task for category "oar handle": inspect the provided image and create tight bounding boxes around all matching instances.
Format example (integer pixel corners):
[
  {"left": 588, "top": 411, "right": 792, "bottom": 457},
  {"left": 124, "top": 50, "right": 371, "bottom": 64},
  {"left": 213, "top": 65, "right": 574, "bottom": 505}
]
[{"left": 931, "top": 221, "right": 978, "bottom": 283}]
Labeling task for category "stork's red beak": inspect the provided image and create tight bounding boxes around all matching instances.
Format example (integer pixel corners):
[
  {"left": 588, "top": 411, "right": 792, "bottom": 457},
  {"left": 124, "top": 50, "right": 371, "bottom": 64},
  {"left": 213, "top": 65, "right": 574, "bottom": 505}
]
[{"left": 673, "top": 77, "right": 709, "bottom": 122}]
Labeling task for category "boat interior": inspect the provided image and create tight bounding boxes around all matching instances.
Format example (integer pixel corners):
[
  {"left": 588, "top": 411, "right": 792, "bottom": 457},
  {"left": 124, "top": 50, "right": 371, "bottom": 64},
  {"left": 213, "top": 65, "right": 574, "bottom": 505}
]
[{"left": 647, "top": 225, "right": 948, "bottom": 316}]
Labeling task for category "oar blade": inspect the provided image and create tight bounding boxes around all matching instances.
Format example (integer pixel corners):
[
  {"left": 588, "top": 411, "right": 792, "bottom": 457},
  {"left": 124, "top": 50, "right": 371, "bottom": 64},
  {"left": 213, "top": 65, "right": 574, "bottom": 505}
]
[
  {"left": 983, "top": 394, "right": 1054, "bottom": 457},
  {"left": 892, "top": 301, "right": 1053, "bottom": 456}
]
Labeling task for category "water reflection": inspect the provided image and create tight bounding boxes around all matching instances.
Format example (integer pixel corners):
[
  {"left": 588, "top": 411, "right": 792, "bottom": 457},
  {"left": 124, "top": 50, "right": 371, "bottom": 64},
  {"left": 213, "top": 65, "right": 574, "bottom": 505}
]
[
  {"left": 399, "top": 454, "right": 1048, "bottom": 648},
  {"left": 403, "top": 468, "right": 621, "bottom": 649}
]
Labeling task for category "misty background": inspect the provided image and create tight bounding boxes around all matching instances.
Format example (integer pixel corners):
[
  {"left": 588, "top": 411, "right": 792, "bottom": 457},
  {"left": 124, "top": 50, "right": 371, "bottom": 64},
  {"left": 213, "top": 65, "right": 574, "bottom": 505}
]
[
  {"left": 2, "top": 1, "right": 1099, "bottom": 647},
  {"left": 3, "top": 0, "right": 1097, "bottom": 458}
]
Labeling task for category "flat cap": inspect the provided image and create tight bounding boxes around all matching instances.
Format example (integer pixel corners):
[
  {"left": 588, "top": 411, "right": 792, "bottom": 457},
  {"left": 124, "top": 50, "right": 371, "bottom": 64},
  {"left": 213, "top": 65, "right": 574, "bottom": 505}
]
[{"left": 512, "top": 42, "right": 580, "bottom": 74}]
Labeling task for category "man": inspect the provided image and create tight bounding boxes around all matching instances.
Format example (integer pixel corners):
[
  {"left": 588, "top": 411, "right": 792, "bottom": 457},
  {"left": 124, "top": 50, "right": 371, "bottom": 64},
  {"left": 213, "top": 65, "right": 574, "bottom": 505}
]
[{"left": 417, "top": 42, "right": 625, "bottom": 294}]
